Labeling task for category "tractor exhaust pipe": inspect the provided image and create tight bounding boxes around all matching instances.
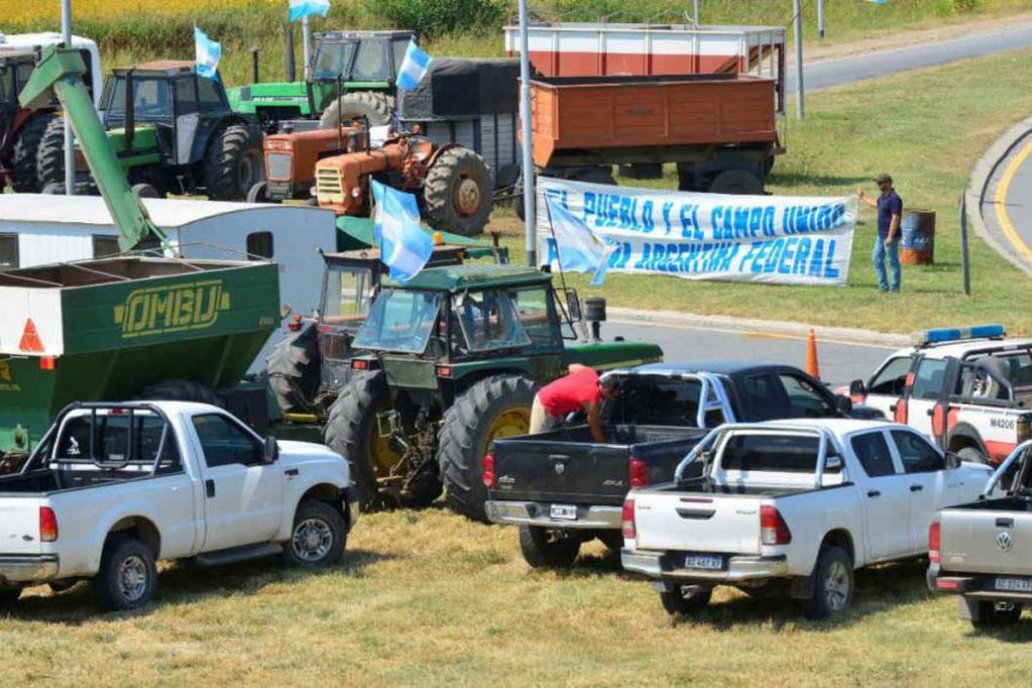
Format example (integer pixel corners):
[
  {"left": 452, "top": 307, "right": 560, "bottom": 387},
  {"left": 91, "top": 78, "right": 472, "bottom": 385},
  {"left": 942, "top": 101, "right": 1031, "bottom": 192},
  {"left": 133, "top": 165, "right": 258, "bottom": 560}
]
[
  {"left": 285, "top": 22, "right": 296, "bottom": 82},
  {"left": 124, "top": 69, "right": 135, "bottom": 153},
  {"left": 584, "top": 296, "right": 606, "bottom": 342},
  {"left": 251, "top": 47, "right": 260, "bottom": 83}
]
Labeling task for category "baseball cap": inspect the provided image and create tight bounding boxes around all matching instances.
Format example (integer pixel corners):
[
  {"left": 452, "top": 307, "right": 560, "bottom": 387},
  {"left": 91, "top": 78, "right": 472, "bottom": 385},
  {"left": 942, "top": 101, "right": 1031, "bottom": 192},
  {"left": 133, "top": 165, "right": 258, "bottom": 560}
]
[{"left": 874, "top": 173, "right": 893, "bottom": 184}]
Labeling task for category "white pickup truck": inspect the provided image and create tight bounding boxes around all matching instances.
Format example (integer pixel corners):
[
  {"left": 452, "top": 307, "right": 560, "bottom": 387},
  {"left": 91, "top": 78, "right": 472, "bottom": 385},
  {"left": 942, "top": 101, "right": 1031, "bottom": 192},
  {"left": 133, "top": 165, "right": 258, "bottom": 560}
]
[
  {"left": 0, "top": 402, "right": 357, "bottom": 611},
  {"left": 621, "top": 419, "right": 991, "bottom": 619}
]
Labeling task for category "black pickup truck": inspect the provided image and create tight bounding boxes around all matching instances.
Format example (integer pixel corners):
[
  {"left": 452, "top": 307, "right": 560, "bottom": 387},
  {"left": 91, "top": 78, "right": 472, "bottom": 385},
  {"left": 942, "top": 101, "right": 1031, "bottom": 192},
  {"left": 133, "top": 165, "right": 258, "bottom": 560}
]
[{"left": 484, "top": 361, "right": 874, "bottom": 568}]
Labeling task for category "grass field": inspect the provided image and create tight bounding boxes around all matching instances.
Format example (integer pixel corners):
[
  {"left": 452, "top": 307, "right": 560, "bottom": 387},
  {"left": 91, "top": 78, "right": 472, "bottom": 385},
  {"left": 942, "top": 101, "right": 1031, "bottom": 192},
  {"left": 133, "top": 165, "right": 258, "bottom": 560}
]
[
  {"left": 3, "top": 507, "right": 1032, "bottom": 686},
  {"left": 482, "top": 47, "right": 1032, "bottom": 335}
]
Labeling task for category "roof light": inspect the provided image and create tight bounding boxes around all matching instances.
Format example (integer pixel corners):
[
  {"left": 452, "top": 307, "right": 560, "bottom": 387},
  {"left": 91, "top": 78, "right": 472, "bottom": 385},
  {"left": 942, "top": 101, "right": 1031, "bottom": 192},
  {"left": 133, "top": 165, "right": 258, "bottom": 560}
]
[{"left": 911, "top": 324, "right": 1006, "bottom": 347}]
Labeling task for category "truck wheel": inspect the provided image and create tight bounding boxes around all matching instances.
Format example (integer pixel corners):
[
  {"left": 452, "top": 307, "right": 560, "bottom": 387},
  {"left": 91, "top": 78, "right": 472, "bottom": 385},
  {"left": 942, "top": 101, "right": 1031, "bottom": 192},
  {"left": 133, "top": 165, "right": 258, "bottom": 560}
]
[
  {"left": 319, "top": 92, "right": 394, "bottom": 129},
  {"left": 423, "top": 147, "right": 492, "bottom": 237},
  {"left": 438, "top": 374, "right": 536, "bottom": 522},
  {"left": 0, "top": 588, "right": 21, "bottom": 608},
  {"left": 92, "top": 538, "right": 158, "bottom": 611},
  {"left": 571, "top": 166, "right": 617, "bottom": 186},
  {"left": 707, "top": 169, "right": 764, "bottom": 195},
  {"left": 518, "top": 525, "right": 581, "bottom": 568},
  {"left": 283, "top": 500, "right": 346, "bottom": 568},
  {"left": 804, "top": 545, "right": 854, "bottom": 620},
  {"left": 971, "top": 601, "right": 1022, "bottom": 628},
  {"left": 957, "top": 446, "right": 989, "bottom": 465},
  {"left": 266, "top": 325, "right": 321, "bottom": 415},
  {"left": 135, "top": 379, "right": 222, "bottom": 407},
  {"left": 11, "top": 112, "right": 54, "bottom": 192},
  {"left": 324, "top": 371, "right": 403, "bottom": 511},
  {"left": 659, "top": 585, "right": 712, "bottom": 616},
  {"left": 598, "top": 531, "right": 624, "bottom": 551},
  {"left": 36, "top": 116, "right": 67, "bottom": 188},
  {"left": 247, "top": 181, "right": 270, "bottom": 204},
  {"left": 205, "top": 124, "right": 264, "bottom": 201}
]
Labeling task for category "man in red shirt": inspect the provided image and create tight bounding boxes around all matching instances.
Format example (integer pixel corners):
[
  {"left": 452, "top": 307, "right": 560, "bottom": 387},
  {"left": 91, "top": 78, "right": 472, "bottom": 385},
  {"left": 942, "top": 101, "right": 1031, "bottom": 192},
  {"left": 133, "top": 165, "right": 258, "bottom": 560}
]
[{"left": 529, "top": 364, "right": 617, "bottom": 442}]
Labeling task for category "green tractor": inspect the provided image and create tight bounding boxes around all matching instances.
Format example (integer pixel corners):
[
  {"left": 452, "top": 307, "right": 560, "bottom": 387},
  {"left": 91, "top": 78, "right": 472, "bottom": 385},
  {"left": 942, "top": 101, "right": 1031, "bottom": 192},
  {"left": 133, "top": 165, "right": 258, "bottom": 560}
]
[
  {"left": 227, "top": 30, "right": 413, "bottom": 131},
  {"left": 38, "top": 61, "right": 263, "bottom": 200},
  {"left": 317, "top": 264, "right": 663, "bottom": 521}
]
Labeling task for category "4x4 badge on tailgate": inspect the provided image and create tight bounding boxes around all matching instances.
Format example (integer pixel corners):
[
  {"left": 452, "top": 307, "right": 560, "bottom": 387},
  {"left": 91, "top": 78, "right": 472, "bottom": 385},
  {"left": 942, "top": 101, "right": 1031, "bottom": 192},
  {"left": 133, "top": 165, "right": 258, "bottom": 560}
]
[{"left": 997, "top": 531, "right": 1013, "bottom": 552}]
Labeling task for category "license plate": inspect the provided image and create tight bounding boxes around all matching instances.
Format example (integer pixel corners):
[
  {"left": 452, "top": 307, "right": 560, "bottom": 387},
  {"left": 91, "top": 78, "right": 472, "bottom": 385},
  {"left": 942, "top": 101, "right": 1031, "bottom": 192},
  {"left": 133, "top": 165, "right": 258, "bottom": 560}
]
[
  {"left": 550, "top": 504, "right": 578, "bottom": 520},
  {"left": 995, "top": 577, "right": 1032, "bottom": 592},
  {"left": 683, "top": 553, "right": 724, "bottom": 571}
]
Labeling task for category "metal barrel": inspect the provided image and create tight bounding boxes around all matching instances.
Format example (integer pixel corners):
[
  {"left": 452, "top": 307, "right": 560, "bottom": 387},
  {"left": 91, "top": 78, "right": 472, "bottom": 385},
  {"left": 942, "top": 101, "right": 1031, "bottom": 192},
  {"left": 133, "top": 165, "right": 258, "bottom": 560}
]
[{"left": 900, "top": 209, "right": 935, "bottom": 265}]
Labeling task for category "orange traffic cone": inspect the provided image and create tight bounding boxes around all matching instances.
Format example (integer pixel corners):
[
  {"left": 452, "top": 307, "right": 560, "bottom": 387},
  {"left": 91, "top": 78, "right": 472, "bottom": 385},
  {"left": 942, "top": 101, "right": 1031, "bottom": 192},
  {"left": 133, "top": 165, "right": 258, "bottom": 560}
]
[{"left": 806, "top": 328, "right": 821, "bottom": 380}]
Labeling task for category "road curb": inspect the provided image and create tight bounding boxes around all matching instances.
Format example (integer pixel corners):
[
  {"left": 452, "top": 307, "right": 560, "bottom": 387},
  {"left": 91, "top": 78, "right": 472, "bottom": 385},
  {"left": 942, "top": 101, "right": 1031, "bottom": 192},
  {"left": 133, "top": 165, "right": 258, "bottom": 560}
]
[
  {"left": 967, "top": 114, "right": 1032, "bottom": 277},
  {"left": 607, "top": 307, "right": 910, "bottom": 348}
]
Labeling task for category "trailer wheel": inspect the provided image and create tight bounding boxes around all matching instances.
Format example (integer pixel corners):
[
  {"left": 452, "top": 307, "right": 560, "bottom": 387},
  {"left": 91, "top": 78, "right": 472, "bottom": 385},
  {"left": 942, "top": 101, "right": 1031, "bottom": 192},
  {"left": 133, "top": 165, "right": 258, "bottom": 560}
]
[
  {"left": 572, "top": 166, "right": 617, "bottom": 186},
  {"left": 247, "top": 181, "right": 271, "bottom": 204},
  {"left": 707, "top": 168, "right": 763, "bottom": 195},
  {"left": 659, "top": 585, "right": 712, "bottom": 616},
  {"left": 518, "top": 526, "right": 581, "bottom": 569},
  {"left": 36, "top": 116, "right": 67, "bottom": 188},
  {"left": 319, "top": 92, "right": 394, "bottom": 129},
  {"left": 804, "top": 545, "right": 854, "bottom": 620},
  {"left": 131, "top": 183, "right": 161, "bottom": 199},
  {"left": 135, "top": 379, "right": 222, "bottom": 407},
  {"left": 0, "top": 588, "right": 21, "bottom": 608},
  {"left": 971, "top": 600, "right": 1023, "bottom": 628},
  {"left": 92, "top": 537, "right": 157, "bottom": 611},
  {"left": 205, "top": 124, "right": 264, "bottom": 201},
  {"left": 423, "top": 147, "right": 492, "bottom": 237},
  {"left": 438, "top": 374, "right": 536, "bottom": 522},
  {"left": 266, "top": 325, "right": 321, "bottom": 415},
  {"left": 11, "top": 112, "right": 54, "bottom": 192}
]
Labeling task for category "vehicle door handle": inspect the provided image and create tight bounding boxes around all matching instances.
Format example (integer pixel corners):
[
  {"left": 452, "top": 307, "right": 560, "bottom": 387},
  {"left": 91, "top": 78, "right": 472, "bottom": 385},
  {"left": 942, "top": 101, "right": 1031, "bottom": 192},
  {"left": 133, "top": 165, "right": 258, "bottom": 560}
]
[
  {"left": 910, "top": 485, "right": 924, "bottom": 492},
  {"left": 205, "top": 479, "right": 215, "bottom": 498},
  {"left": 285, "top": 468, "right": 299, "bottom": 477},
  {"left": 926, "top": 409, "right": 935, "bottom": 417},
  {"left": 867, "top": 490, "right": 881, "bottom": 498},
  {"left": 889, "top": 405, "right": 897, "bottom": 413}
]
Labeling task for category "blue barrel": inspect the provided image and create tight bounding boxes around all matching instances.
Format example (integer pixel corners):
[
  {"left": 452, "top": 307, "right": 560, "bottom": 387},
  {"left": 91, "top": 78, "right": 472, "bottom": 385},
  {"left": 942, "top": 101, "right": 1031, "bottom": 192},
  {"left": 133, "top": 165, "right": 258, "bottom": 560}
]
[{"left": 900, "top": 209, "right": 935, "bottom": 265}]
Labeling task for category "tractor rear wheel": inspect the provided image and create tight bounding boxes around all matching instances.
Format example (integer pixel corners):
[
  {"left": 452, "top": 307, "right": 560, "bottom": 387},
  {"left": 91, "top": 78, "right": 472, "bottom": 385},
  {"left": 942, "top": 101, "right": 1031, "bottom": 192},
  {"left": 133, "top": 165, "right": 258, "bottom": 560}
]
[
  {"left": 135, "top": 379, "right": 222, "bottom": 406},
  {"left": 36, "top": 116, "right": 67, "bottom": 188},
  {"left": 324, "top": 372, "right": 402, "bottom": 511},
  {"left": 438, "top": 374, "right": 536, "bottom": 522},
  {"left": 204, "top": 124, "right": 264, "bottom": 201},
  {"left": 319, "top": 92, "right": 394, "bottom": 129},
  {"left": 266, "top": 325, "right": 321, "bottom": 415},
  {"left": 423, "top": 147, "right": 492, "bottom": 237},
  {"left": 11, "top": 112, "right": 54, "bottom": 192}
]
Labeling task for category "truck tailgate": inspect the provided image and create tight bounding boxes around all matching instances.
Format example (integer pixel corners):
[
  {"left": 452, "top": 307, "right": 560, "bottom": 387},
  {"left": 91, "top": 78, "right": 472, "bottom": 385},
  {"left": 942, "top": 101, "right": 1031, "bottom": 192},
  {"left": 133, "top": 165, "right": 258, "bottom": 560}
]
[
  {"left": 940, "top": 500, "right": 1032, "bottom": 575},
  {"left": 633, "top": 487, "right": 764, "bottom": 555},
  {"left": 0, "top": 497, "right": 44, "bottom": 555}
]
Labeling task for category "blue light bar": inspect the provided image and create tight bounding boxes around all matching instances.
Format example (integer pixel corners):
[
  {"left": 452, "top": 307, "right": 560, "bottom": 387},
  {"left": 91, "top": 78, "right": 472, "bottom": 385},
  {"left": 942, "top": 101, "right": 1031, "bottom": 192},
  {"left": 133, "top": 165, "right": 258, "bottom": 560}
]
[{"left": 911, "top": 324, "right": 1006, "bottom": 346}]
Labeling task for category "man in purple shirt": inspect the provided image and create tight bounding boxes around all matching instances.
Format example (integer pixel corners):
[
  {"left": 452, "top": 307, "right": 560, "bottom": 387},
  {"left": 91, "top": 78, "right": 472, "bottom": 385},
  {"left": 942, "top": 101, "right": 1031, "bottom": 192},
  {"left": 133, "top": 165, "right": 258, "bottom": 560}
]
[{"left": 859, "top": 173, "right": 903, "bottom": 292}]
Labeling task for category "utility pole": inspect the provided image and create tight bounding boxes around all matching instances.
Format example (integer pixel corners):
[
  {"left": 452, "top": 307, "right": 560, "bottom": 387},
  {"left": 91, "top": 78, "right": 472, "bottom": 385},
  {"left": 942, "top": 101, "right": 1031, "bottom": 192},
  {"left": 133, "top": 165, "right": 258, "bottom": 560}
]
[
  {"left": 61, "top": 0, "right": 75, "bottom": 195},
  {"left": 693, "top": 0, "right": 700, "bottom": 24},
  {"left": 793, "top": 0, "right": 804, "bottom": 120},
  {"left": 518, "top": 0, "right": 536, "bottom": 267}
]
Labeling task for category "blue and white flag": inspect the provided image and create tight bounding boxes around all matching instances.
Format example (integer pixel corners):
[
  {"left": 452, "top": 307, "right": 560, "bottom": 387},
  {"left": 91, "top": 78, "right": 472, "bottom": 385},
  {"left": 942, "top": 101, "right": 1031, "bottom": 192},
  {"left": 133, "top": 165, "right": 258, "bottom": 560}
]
[
  {"left": 396, "top": 40, "right": 432, "bottom": 91},
  {"left": 545, "top": 195, "right": 618, "bottom": 286},
  {"left": 289, "top": 0, "right": 331, "bottom": 21},
  {"left": 194, "top": 26, "right": 221, "bottom": 80},
  {"left": 371, "top": 179, "right": 434, "bottom": 283}
]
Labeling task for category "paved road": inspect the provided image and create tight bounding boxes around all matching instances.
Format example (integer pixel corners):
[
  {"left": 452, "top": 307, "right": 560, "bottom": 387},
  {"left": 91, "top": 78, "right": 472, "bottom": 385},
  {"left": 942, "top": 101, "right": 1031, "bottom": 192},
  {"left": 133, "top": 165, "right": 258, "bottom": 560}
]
[
  {"left": 985, "top": 129, "right": 1032, "bottom": 271},
  {"left": 787, "top": 19, "right": 1032, "bottom": 92},
  {"left": 607, "top": 320, "right": 891, "bottom": 387}
]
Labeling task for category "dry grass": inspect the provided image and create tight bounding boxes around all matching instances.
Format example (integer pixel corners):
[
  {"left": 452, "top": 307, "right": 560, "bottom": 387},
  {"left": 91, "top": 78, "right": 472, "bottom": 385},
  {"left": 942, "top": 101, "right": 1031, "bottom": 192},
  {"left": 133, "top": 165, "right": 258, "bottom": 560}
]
[{"left": 2, "top": 506, "right": 1031, "bottom": 686}]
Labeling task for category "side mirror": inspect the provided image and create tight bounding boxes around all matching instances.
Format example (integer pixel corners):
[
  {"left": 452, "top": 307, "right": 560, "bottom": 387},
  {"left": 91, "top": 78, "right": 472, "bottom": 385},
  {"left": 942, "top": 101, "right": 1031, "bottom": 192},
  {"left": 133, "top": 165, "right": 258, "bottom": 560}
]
[
  {"left": 565, "top": 289, "right": 582, "bottom": 322},
  {"left": 825, "top": 454, "right": 843, "bottom": 471},
  {"left": 835, "top": 394, "right": 853, "bottom": 415},
  {"left": 848, "top": 379, "right": 866, "bottom": 397},
  {"left": 264, "top": 436, "right": 280, "bottom": 464},
  {"left": 945, "top": 452, "right": 961, "bottom": 470}
]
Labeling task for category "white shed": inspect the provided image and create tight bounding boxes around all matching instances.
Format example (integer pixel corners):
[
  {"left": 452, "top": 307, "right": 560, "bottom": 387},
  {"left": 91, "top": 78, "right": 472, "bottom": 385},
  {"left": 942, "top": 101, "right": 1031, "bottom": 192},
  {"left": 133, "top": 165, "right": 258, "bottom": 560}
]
[{"left": 0, "top": 194, "right": 338, "bottom": 373}]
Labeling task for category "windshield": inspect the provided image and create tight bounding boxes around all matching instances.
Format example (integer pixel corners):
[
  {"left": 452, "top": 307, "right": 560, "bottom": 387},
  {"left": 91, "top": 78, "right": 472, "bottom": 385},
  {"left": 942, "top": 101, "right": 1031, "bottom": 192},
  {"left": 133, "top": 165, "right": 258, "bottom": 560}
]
[
  {"left": 321, "top": 264, "right": 376, "bottom": 330},
  {"left": 452, "top": 290, "right": 532, "bottom": 353},
  {"left": 313, "top": 41, "right": 357, "bottom": 81},
  {"left": 105, "top": 76, "right": 172, "bottom": 121},
  {"left": 353, "top": 288, "right": 443, "bottom": 353}
]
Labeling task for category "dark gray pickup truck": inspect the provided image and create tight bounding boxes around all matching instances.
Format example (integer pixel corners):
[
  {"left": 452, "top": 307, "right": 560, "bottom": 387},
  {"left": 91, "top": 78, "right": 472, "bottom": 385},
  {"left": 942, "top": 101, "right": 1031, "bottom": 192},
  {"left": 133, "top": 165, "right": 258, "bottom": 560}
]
[{"left": 484, "top": 361, "right": 873, "bottom": 568}]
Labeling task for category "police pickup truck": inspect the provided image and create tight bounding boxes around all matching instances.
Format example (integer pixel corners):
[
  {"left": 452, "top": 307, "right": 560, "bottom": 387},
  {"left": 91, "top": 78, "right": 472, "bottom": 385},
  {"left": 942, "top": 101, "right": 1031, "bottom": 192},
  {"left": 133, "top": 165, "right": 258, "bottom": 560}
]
[
  {"left": 848, "top": 325, "right": 1032, "bottom": 465},
  {"left": 485, "top": 362, "right": 874, "bottom": 569}
]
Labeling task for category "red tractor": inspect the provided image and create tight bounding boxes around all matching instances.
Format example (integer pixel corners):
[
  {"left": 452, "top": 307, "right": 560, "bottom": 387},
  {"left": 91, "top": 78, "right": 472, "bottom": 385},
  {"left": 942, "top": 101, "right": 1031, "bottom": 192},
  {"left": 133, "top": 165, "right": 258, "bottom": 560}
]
[{"left": 0, "top": 51, "right": 56, "bottom": 192}]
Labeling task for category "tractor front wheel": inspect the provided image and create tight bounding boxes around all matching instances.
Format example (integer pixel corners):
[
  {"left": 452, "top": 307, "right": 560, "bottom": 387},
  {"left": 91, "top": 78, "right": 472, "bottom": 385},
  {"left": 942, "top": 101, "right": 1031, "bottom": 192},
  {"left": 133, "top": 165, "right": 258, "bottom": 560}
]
[
  {"left": 423, "top": 147, "right": 492, "bottom": 237},
  {"left": 438, "top": 374, "right": 536, "bottom": 522},
  {"left": 11, "top": 112, "right": 54, "bottom": 192},
  {"left": 319, "top": 92, "right": 394, "bottom": 129},
  {"left": 204, "top": 125, "right": 264, "bottom": 201}
]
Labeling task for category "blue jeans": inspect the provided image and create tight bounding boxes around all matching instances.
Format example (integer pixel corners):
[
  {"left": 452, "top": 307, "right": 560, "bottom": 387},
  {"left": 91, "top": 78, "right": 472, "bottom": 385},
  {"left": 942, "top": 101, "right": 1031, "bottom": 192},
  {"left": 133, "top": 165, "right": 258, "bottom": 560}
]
[{"left": 872, "top": 236, "right": 900, "bottom": 291}]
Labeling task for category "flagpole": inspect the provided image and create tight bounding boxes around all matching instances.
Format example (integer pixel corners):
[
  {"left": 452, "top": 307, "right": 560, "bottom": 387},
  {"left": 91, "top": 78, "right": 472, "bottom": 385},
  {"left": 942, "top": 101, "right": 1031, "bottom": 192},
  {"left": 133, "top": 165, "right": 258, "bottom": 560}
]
[
  {"left": 518, "top": 0, "right": 536, "bottom": 268},
  {"left": 302, "top": 16, "right": 312, "bottom": 82},
  {"left": 61, "top": 0, "right": 75, "bottom": 196}
]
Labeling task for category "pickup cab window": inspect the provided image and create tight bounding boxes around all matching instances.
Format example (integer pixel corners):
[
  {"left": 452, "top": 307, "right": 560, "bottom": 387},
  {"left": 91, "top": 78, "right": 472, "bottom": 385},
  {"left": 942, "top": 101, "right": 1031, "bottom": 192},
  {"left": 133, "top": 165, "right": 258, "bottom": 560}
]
[
  {"left": 891, "top": 430, "right": 944, "bottom": 473},
  {"left": 719, "top": 433, "right": 836, "bottom": 473},
  {"left": 606, "top": 377, "right": 706, "bottom": 426},
  {"left": 192, "top": 414, "right": 264, "bottom": 468},
  {"left": 56, "top": 413, "right": 180, "bottom": 472},
  {"left": 850, "top": 431, "right": 896, "bottom": 478},
  {"left": 911, "top": 359, "right": 948, "bottom": 400},
  {"left": 741, "top": 373, "right": 835, "bottom": 420},
  {"left": 868, "top": 356, "right": 910, "bottom": 396}
]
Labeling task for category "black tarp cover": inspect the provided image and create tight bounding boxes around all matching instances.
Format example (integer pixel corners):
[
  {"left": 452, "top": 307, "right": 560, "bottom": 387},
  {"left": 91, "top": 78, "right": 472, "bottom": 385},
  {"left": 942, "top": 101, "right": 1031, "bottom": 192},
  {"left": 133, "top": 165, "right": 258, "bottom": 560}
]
[{"left": 398, "top": 58, "right": 520, "bottom": 119}]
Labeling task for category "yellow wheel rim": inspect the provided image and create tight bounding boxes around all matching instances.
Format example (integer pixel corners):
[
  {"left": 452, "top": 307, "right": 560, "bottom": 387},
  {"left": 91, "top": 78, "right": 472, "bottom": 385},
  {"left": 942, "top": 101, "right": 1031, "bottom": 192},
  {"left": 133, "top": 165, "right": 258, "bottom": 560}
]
[
  {"left": 366, "top": 408, "right": 403, "bottom": 478},
  {"left": 480, "top": 404, "right": 530, "bottom": 456}
]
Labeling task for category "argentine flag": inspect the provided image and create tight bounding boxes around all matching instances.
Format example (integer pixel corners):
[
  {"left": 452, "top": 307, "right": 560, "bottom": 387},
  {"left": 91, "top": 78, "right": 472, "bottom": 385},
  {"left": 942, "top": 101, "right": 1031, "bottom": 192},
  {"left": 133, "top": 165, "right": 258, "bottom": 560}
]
[
  {"left": 371, "top": 179, "right": 433, "bottom": 283},
  {"left": 194, "top": 27, "right": 221, "bottom": 80},
  {"left": 544, "top": 195, "right": 618, "bottom": 286},
  {"left": 396, "top": 40, "right": 432, "bottom": 92},
  {"left": 289, "top": 0, "right": 331, "bottom": 21}
]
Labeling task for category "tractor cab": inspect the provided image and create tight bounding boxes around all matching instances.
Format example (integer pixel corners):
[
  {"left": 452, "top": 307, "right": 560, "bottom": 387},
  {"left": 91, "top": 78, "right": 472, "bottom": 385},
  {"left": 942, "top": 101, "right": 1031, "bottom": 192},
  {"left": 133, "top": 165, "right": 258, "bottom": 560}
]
[{"left": 311, "top": 31, "right": 413, "bottom": 89}]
